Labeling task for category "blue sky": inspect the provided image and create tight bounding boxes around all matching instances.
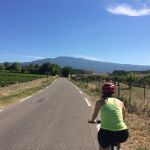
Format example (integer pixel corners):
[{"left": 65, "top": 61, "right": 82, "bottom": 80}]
[{"left": 0, "top": 0, "right": 150, "bottom": 65}]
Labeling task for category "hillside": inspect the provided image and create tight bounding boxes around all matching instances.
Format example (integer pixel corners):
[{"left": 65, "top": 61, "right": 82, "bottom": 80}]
[{"left": 24, "top": 56, "right": 150, "bottom": 73}]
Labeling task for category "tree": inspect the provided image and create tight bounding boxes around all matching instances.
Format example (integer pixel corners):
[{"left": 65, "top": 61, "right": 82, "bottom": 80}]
[
  {"left": 21, "top": 66, "right": 27, "bottom": 73},
  {"left": 50, "top": 64, "right": 61, "bottom": 76},
  {"left": 72, "top": 69, "right": 86, "bottom": 74},
  {"left": 61, "top": 67, "right": 72, "bottom": 77},
  {"left": 39, "top": 62, "right": 51, "bottom": 74},
  {"left": 126, "top": 73, "right": 139, "bottom": 102},
  {"left": 27, "top": 64, "right": 38, "bottom": 74},
  {"left": 4, "top": 62, "right": 11, "bottom": 70},
  {"left": 0, "top": 64, "right": 5, "bottom": 70},
  {"left": 139, "top": 75, "right": 150, "bottom": 100},
  {"left": 9, "top": 62, "right": 22, "bottom": 72},
  {"left": 112, "top": 75, "right": 124, "bottom": 97},
  {"left": 112, "top": 70, "right": 127, "bottom": 76},
  {"left": 34, "top": 64, "right": 40, "bottom": 74}
]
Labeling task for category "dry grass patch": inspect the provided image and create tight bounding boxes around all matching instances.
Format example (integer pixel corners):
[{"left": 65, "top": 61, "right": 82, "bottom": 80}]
[
  {"left": 122, "top": 114, "right": 150, "bottom": 150},
  {"left": 70, "top": 79, "right": 150, "bottom": 150},
  {"left": 0, "top": 77, "right": 54, "bottom": 108},
  {"left": 0, "top": 78, "right": 48, "bottom": 97}
]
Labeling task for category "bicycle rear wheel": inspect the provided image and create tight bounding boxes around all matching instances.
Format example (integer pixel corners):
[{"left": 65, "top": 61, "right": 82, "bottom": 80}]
[
  {"left": 109, "top": 145, "right": 113, "bottom": 150},
  {"left": 109, "top": 145, "right": 117, "bottom": 150}
]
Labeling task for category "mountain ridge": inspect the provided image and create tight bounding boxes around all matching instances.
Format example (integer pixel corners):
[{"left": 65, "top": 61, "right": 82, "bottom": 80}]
[{"left": 23, "top": 56, "right": 150, "bottom": 73}]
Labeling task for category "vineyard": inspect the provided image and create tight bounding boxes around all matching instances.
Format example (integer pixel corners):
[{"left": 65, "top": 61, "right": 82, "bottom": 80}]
[
  {"left": 71, "top": 72, "right": 150, "bottom": 116},
  {"left": 0, "top": 71, "right": 46, "bottom": 87}
]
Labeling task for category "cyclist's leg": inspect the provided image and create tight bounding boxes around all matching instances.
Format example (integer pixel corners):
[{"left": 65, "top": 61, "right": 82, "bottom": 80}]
[
  {"left": 115, "top": 129, "right": 128, "bottom": 150},
  {"left": 98, "top": 129, "right": 111, "bottom": 150},
  {"left": 116, "top": 143, "right": 121, "bottom": 149}
]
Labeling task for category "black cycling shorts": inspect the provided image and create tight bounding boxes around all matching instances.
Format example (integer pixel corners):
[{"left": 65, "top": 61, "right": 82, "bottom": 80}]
[{"left": 98, "top": 128, "right": 128, "bottom": 148}]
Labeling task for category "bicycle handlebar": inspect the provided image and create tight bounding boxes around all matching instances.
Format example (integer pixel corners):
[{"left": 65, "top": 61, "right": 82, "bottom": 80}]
[{"left": 88, "top": 120, "right": 101, "bottom": 124}]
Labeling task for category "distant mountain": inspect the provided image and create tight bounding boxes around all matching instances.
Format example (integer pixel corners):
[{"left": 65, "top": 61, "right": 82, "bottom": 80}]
[{"left": 23, "top": 56, "right": 150, "bottom": 73}]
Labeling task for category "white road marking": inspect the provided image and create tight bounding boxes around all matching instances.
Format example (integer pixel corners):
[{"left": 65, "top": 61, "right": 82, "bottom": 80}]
[
  {"left": 69, "top": 80, "right": 100, "bottom": 131},
  {"left": 45, "top": 80, "right": 55, "bottom": 89},
  {"left": 84, "top": 98, "right": 91, "bottom": 107},
  {"left": 68, "top": 80, "right": 78, "bottom": 89},
  {"left": 51, "top": 79, "right": 56, "bottom": 86},
  {"left": 0, "top": 110, "right": 3, "bottom": 112},
  {"left": 79, "top": 91, "right": 83, "bottom": 94},
  {"left": 20, "top": 96, "right": 32, "bottom": 102},
  {"left": 72, "top": 84, "right": 78, "bottom": 89},
  {"left": 5, "top": 79, "right": 56, "bottom": 104},
  {"left": 38, "top": 89, "right": 44, "bottom": 93},
  {"left": 39, "top": 79, "right": 57, "bottom": 92},
  {"left": 76, "top": 87, "right": 79, "bottom": 90}
]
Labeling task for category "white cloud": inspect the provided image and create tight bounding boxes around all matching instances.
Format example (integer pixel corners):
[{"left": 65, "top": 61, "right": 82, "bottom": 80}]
[
  {"left": 20, "top": 55, "right": 45, "bottom": 60},
  {"left": 1, "top": 54, "right": 44, "bottom": 60},
  {"left": 73, "top": 54, "right": 99, "bottom": 61},
  {"left": 107, "top": 4, "right": 150, "bottom": 16}
]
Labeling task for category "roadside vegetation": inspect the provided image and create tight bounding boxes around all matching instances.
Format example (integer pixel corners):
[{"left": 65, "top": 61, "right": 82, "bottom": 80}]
[
  {"left": 0, "top": 78, "right": 54, "bottom": 108},
  {"left": 70, "top": 70, "right": 150, "bottom": 150},
  {"left": 0, "top": 71, "right": 46, "bottom": 87},
  {"left": 0, "top": 61, "right": 86, "bottom": 108},
  {"left": 0, "top": 62, "right": 86, "bottom": 80}
]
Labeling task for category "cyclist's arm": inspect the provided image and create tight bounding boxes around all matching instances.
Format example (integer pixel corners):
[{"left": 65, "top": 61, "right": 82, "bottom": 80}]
[{"left": 90, "top": 100, "right": 101, "bottom": 122}]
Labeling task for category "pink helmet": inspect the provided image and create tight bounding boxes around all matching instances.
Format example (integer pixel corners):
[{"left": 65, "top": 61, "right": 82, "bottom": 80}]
[{"left": 102, "top": 82, "right": 116, "bottom": 94}]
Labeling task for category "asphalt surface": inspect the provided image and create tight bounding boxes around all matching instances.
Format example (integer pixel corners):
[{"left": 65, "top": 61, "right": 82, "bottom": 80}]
[{"left": 0, "top": 78, "right": 99, "bottom": 150}]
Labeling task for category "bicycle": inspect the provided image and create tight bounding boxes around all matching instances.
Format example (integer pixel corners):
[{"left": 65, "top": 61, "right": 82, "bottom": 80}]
[{"left": 88, "top": 120, "right": 118, "bottom": 150}]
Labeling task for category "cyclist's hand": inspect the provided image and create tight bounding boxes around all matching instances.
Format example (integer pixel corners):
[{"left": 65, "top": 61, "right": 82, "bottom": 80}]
[{"left": 88, "top": 120, "right": 96, "bottom": 124}]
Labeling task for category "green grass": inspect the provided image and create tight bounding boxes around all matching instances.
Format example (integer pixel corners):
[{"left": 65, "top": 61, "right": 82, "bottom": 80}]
[{"left": 0, "top": 71, "right": 46, "bottom": 87}]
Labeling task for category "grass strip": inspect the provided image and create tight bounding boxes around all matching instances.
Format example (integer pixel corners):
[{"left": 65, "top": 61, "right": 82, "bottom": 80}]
[{"left": 0, "top": 79, "right": 54, "bottom": 108}]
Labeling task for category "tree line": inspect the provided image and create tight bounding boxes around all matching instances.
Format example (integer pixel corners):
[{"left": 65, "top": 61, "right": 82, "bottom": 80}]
[
  {"left": 71, "top": 70, "right": 150, "bottom": 101},
  {"left": 0, "top": 62, "right": 87, "bottom": 77},
  {"left": 111, "top": 70, "right": 150, "bottom": 101}
]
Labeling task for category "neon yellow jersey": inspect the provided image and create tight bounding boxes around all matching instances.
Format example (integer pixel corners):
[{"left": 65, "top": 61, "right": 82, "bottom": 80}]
[{"left": 100, "top": 98, "right": 127, "bottom": 131}]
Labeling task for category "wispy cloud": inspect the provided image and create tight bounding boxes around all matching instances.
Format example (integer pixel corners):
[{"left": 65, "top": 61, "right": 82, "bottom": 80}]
[
  {"left": 19, "top": 55, "right": 45, "bottom": 60},
  {"left": 73, "top": 54, "right": 99, "bottom": 61},
  {"left": 107, "top": 4, "right": 150, "bottom": 16},
  {"left": 1, "top": 54, "right": 44, "bottom": 60}
]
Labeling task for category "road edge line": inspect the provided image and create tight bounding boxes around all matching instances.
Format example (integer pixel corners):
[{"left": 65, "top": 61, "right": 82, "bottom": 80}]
[
  {"left": 84, "top": 98, "right": 91, "bottom": 107},
  {"left": 20, "top": 96, "right": 32, "bottom": 102},
  {"left": 38, "top": 89, "right": 44, "bottom": 93},
  {"left": 79, "top": 90, "right": 83, "bottom": 94},
  {"left": 68, "top": 79, "right": 100, "bottom": 131}
]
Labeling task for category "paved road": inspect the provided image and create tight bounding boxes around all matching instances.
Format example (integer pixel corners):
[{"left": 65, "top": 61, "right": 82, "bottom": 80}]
[{"left": 0, "top": 78, "right": 99, "bottom": 150}]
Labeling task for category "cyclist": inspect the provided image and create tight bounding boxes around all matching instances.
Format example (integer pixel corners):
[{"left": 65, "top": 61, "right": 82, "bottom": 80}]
[{"left": 89, "top": 82, "right": 128, "bottom": 150}]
